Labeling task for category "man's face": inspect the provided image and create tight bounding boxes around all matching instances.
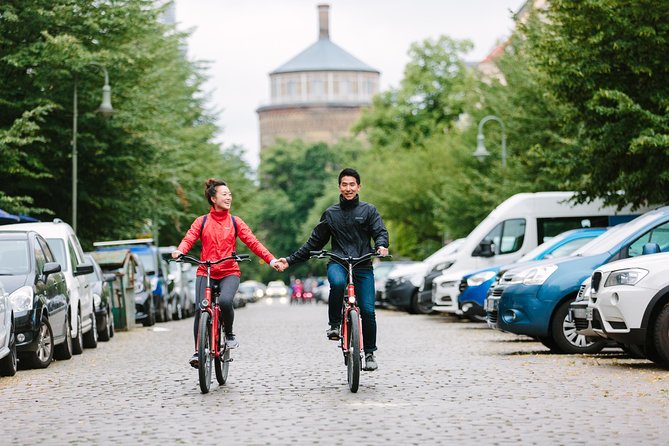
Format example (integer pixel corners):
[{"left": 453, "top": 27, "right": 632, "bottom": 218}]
[{"left": 339, "top": 175, "right": 361, "bottom": 201}]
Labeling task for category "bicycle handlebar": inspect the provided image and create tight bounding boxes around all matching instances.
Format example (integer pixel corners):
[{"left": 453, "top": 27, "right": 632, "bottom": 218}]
[
  {"left": 171, "top": 253, "right": 250, "bottom": 266},
  {"left": 309, "top": 250, "right": 390, "bottom": 266}
]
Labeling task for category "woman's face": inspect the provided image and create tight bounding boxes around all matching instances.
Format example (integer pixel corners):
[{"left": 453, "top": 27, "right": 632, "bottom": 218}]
[{"left": 211, "top": 185, "right": 232, "bottom": 210}]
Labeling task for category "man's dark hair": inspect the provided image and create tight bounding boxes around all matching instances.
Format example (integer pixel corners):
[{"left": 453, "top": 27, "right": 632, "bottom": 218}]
[
  {"left": 204, "top": 178, "right": 227, "bottom": 206},
  {"left": 338, "top": 168, "right": 361, "bottom": 185}
]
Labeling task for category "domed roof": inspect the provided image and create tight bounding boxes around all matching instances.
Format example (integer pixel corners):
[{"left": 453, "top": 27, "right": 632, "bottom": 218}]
[
  {"left": 271, "top": 4, "right": 378, "bottom": 75},
  {"left": 271, "top": 37, "right": 378, "bottom": 75}
]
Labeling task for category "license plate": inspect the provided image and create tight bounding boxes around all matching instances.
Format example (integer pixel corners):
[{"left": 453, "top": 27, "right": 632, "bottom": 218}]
[
  {"left": 484, "top": 298, "right": 494, "bottom": 312},
  {"left": 586, "top": 307, "right": 593, "bottom": 321}
]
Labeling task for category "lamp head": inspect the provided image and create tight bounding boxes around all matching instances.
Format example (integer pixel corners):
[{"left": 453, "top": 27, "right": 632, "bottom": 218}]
[
  {"left": 473, "top": 133, "right": 490, "bottom": 161},
  {"left": 97, "top": 84, "right": 114, "bottom": 118}
]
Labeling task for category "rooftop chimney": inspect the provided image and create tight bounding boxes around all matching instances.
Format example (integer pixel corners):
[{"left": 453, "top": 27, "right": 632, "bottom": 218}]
[{"left": 318, "top": 4, "right": 330, "bottom": 39}]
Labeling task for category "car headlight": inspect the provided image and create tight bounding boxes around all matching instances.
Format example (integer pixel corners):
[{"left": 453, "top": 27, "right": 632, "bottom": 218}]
[
  {"left": 604, "top": 268, "right": 648, "bottom": 287},
  {"left": 467, "top": 271, "right": 497, "bottom": 287},
  {"left": 10, "top": 286, "right": 34, "bottom": 312},
  {"left": 507, "top": 265, "right": 558, "bottom": 286},
  {"left": 433, "top": 261, "right": 453, "bottom": 273}
]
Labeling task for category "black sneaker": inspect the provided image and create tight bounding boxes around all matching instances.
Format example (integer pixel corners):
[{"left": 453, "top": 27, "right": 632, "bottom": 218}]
[
  {"left": 326, "top": 325, "right": 340, "bottom": 340},
  {"left": 364, "top": 353, "right": 378, "bottom": 371},
  {"left": 189, "top": 352, "right": 198, "bottom": 368},
  {"left": 225, "top": 333, "right": 239, "bottom": 349}
]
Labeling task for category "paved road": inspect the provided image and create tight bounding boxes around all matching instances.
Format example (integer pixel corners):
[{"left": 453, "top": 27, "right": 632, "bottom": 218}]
[{"left": 2, "top": 299, "right": 668, "bottom": 445}]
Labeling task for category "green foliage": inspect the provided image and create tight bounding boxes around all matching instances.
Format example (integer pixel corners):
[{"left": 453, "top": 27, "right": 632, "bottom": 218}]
[
  {"left": 354, "top": 36, "right": 476, "bottom": 151},
  {"left": 526, "top": 0, "right": 669, "bottom": 208}
]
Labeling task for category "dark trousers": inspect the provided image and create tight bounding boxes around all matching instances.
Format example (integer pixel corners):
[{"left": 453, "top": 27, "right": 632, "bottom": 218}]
[
  {"left": 193, "top": 275, "right": 240, "bottom": 349},
  {"left": 327, "top": 263, "right": 377, "bottom": 353}
]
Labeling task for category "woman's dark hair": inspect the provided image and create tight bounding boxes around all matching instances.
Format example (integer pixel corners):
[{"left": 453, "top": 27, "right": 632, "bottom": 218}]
[
  {"left": 338, "top": 168, "right": 361, "bottom": 185},
  {"left": 204, "top": 178, "right": 227, "bottom": 206}
]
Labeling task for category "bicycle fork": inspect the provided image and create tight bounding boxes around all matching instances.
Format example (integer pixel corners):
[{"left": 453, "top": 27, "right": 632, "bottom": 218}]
[{"left": 341, "top": 283, "right": 364, "bottom": 354}]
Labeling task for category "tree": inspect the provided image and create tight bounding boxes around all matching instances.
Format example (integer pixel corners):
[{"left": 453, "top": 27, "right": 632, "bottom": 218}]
[{"left": 527, "top": 0, "right": 669, "bottom": 209}]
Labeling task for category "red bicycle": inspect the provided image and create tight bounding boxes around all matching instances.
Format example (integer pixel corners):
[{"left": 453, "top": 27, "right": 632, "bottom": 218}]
[
  {"left": 309, "top": 250, "right": 386, "bottom": 393},
  {"left": 174, "top": 253, "right": 249, "bottom": 393}
]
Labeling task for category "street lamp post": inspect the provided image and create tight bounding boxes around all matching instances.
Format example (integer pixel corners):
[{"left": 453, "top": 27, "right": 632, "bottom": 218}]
[
  {"left": 72, "top": 63, "right": 113, "bottom": 233},
  {"left": 472, "top": 115, "right": 507, "bottom": 168}
]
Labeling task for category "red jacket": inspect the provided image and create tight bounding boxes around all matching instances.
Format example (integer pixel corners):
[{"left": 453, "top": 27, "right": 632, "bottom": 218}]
[{"left": 177, "top": 209, "right": 275, "bottom": 279}]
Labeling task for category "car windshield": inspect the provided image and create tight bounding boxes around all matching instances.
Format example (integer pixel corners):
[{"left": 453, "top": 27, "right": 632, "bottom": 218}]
[
  {"left": 517, "top": 230, "right": 601, "bottom": 262},
  {"left": 571, "top": 212, "right": 660, "bottom": 256},
  {"left": 47, "top": 238, "right": 68, "bottom": 272},
  {"left": 0, "top": 239, "right": 30, "bottom": 274}
]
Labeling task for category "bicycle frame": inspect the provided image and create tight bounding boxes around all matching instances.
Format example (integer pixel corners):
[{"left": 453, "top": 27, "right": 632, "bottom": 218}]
[{"left": 341, "top": 262, "right": 363, "bottom": 356}]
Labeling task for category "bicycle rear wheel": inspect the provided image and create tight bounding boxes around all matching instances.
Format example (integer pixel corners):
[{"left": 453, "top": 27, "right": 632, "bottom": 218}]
[
  {"left": 347, "top": 309, "right": 361, "bottom": 393},
  {"left": 215, "top": 320, "right": 230, "bottom": 385},
  {"left": 197, "top": 312, "right": 213, "bottom": 394}
]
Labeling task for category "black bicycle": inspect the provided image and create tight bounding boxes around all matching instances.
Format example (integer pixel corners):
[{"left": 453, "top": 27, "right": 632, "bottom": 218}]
[
  {"left": 309, "top": 250, "right": 386, "bottom": 393},
  {"left": 172, "top": 253, "right": 249, "bottom": 393}
]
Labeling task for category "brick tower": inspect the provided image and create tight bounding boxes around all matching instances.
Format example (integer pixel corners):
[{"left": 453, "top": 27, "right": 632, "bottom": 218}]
[{"left": 256, "top": 4, "right": 380, "bottom": 151}]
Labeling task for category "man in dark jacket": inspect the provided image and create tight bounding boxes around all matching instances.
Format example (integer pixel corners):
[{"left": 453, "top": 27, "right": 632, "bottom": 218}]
[{"left": 278, "top": 168, "right": 389, "bottom": 371}]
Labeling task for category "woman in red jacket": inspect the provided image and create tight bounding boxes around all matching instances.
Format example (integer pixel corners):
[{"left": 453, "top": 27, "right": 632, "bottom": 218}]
[{"left": 172, "top": 178, "right": 282, "bottom": 367}]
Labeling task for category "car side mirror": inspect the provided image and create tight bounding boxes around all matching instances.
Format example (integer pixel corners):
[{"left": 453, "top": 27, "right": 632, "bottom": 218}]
[
  {"left": 642, "top": 243, "right": 661, "bottom": 255},
  {"left": 75, "top": 262, "right": 95, "bottom": 276},
  {"left": 474, "top": 239, "right": 495, "bottom": 258},
  {"left": 43, "top": 262, "right": 62, "bottom": 277}
]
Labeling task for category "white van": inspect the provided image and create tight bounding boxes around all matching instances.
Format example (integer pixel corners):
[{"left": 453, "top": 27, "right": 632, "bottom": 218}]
[{"left": 430, "top": 191, "right": 641, "bottom": 314}]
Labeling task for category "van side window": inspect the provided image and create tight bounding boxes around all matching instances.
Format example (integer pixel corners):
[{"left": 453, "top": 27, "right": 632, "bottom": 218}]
[
  {"left": 499, "top": 219, "right": 526, "bottom": 254},
  {"left": 475, "top": 219, "right": 526, "bottom": 256},
  {"left": 538, "top": 216, "right": 609, "bottom": 244},
  {"left": 627, "top": 221, "right": 669, "bottom": 257}
]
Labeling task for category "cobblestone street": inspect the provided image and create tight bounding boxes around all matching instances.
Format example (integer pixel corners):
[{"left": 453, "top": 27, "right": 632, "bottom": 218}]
[{"left": 2, "top": 299, "right": 668, "bottom": 445}]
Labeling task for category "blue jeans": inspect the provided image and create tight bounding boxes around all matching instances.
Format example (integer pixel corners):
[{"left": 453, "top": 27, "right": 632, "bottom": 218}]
[{"left": 327, "top": 263, "right": 377, "bottom": 353}]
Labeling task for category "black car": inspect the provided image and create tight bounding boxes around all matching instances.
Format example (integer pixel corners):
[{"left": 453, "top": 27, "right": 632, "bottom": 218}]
[
  {"left": 85, "top": 254, "right": 115, "bottom": 341},
  {"left": 0, "top": 231, "right": 72, "bottom": 369}
]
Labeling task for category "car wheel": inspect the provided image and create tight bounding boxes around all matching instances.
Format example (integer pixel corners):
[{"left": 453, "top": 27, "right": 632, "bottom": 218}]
[
  {"left": 143, "top": 299, "right": 156, "bottom": 327},
  {"left": 549, "top": 299, "right": 607, "bottom": 354},
  {"left": 410, "top": 291, "right": 433, "bottom": 315},
  {"left": 25, "top": 316, "right": 54, "bottom": 369},
  {"left": 0, "top": 317, "right": 17, "bottom": 376},
  {"left": 72, "top": 311, "right": 84, "bottom": 355},
  {"left": 98, "top": 310, "right": 111, "bottom": 342},
  {"left": 54, "top": 313, "right": 73, "bottom": 360},
  {"left": 651, "top": 302, "right": 669, "bottom": 368},
  {"left": 83, "top": 311, "right": 98, "bottom": 348}
]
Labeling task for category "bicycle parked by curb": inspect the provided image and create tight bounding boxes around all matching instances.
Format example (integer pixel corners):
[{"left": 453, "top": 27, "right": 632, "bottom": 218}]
[
  {"left": 172, "top": 253, "right": 249, "bottom": 393},
  {"left": 309, "top": 250, "right": 387, "bottom": 393}
]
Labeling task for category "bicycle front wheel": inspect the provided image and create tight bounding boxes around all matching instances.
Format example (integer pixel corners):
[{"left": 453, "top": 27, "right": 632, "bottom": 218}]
[
  {"left": 214, "top": 320, "right": 230, "bottom": 385},
  {"left": 347, "top": 309, "right": 361, "bottom": 393},
  {"left": 197, "top": 312, "right": 213, "bottom": 394}
]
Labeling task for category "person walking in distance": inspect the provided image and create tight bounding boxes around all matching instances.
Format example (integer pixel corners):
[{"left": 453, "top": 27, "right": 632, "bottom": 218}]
[
  {"left": 173, "top": 178, "right": 282, "bottom": 367},
  {"left": 277, "top": 168, "right": 389, "bottom": 371}
]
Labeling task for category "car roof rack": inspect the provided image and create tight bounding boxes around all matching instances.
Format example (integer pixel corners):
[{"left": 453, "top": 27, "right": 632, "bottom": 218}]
[{"left": 93, "top": 238, "right": 154, "bottom": 247}]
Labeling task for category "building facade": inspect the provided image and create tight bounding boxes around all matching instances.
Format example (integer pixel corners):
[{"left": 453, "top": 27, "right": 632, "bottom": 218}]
[{"left": 257, "top": 4, "right": 380, "bottom": 150}]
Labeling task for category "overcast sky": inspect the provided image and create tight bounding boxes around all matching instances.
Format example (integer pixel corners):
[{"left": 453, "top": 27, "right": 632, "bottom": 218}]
[{"left": 172, "top": 0, "right": 524, "bottom": 168}]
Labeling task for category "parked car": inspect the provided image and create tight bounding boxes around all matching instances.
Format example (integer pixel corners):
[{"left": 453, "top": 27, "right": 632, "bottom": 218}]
[
  {"left": 265, "top": 280, "right": 289, "bottom": 298},
  {"left": 373, "top": 260, "right": 419, "bottom": 308},
  {"left": 95, "top": 239, "right": 172, "bottom": 323},
  {"left": 0, "top": 280, "right": 17, "bottom": 376},
  {"left": 85, "top": 254, "right": 115, "bottom": 341},
  {"left": 313, "top": 277, "right": 330, "bottom": 304},
  {"left": 2, "top": 219, "right": 96, "bottom": 354},
  {"left": 583, "top": 249, "right": 669, "bottom": 367},
  {"left": 486, "top": 207, "right": 669, "bottom": 354},
  {"left": 0, "top": 230, "right": 71, "bottom": 369},
  {"left": 454, "top": 228, "right": 606, "bottom": 321},
  {"left": 384, "top": 239, "right": 464, "bottom": 314},
  {"left": 160, "top": 246, "right": 195, "bottom": 319},
  {"left": 237, "top": 280, "right": 266, "bottom": 303}
]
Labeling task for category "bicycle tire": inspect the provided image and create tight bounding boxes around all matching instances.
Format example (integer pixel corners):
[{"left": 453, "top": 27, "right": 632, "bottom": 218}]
[
  {"left": 347, "top": 309, "right": 361, "bottom": 393},
  {"left": 198, "top": 312, "right": 213, "bottom": 394},
  {"left": 215, "top": 319, "right": 230, "bottom": 385}
]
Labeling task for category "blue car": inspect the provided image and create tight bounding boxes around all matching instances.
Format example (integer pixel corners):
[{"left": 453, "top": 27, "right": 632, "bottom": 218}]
[
  {"left": 487, "top": 207, "right": 669, "bottom": 354},
  {"left": 459, "top": 228, "right": 606, "bottom": 320}
]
